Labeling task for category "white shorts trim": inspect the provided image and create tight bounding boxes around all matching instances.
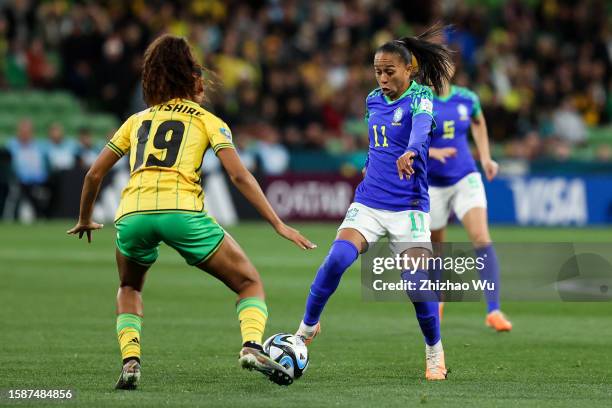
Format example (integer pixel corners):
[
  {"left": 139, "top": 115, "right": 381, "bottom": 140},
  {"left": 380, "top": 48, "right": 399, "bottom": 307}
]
[
  {"left": 338, "top": 202, "right": 432, "bottom": 254},
  {"left": 428, "top": 172, "right": 487, "bottom": 230}
]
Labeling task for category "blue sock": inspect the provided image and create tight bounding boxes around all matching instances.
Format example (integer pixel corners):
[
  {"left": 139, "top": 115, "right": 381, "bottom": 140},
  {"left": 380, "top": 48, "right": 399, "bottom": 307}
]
[
  {"left": 429, "top": 261, "right": 444, "bottom": 301},
  {"left": 303, "top": 240, "right": 359, "bottom": 326},
  {"left": 401, "top": 269, "right": 440, "bottom": 346},
  {"left": 476, "top": 244, "right": 500, "bottom": 313},
  {"left": 413, "top": 301, "right": 441, "bottom": 346}
]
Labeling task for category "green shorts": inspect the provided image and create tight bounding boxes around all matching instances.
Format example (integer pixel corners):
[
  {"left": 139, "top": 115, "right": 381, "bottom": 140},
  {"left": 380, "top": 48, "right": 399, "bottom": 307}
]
[{"left": 115, "top": 212, "right": 225, "bottom": 266}]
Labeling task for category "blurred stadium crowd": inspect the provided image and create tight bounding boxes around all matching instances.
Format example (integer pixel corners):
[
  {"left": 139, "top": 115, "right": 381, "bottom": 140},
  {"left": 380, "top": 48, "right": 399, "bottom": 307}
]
[{"left": 0, "top": 0, "right": 611, "bottom": 219}]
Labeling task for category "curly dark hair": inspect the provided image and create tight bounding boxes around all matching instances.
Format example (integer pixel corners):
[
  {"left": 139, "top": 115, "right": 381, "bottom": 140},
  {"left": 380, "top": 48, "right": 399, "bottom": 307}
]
[{"left": 142, "top": 34, "right": 202, "bottom": 106}]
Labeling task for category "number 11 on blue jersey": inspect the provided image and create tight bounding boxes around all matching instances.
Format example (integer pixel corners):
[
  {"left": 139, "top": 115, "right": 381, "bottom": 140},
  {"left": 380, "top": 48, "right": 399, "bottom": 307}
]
[{"left": 372, "top": 125, "right": 388, "bottom": 147}]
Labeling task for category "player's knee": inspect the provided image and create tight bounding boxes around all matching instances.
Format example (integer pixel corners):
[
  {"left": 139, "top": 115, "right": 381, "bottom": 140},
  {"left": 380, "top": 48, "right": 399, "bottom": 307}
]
[{"left": 323, "top": 240, "right": 359, "bottom": 273}]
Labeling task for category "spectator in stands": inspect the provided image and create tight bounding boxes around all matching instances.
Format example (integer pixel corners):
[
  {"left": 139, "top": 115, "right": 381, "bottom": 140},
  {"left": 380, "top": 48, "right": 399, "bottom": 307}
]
[
  {"left": 26, "top": 37, "right": 56, "bottom": 87},
  {"left": 76, "top": 126, "right": 100, "bottom": 169},
  {"left": 5, "top": 118, "right": 49, "bottom": 218},
  {"left": 45, "top": 122, "right": 77, "bottom": 171},
  {"left": 0, "top": 0, "right": 610, "bottom": 166},
  {"left": 253, "top": 123, "right": 289, "bottom": 175},
  {"left": 44, "top": 122, "right": 79, "bottom": 217},
  {"left": 1, "top": 0, "right": 36, "bottom": 44},
  {"left": 552, "top": 97, "right": 588, "bottom": 146}
]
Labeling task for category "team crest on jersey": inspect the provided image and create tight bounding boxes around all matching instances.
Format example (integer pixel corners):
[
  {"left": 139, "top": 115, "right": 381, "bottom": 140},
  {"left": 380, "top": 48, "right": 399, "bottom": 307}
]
[
  {"left": 220, "top": 127, "right": 232, "bottom": 141},
  {"left": 392, "top": 107, "right": 403, "bottom": 125},
  {"left": 346, "top": 207, "right": 359, "bottom": 221},
  {"left": 457, "top": 104, "right": 469, "bottom": 120}
]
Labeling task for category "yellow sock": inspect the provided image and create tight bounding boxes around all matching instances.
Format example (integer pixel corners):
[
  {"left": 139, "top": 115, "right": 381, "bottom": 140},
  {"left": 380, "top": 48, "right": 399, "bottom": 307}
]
[
  {"left": 236, "top": 297, "right": 268, "bottom": 345},
  {"left": 116, "top": 313, "right": 142, "bottom": 362}
]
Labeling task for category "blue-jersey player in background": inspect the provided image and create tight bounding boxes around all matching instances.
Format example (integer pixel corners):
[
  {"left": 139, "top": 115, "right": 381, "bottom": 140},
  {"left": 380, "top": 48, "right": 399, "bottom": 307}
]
[
  {"left": 428, "top": 68, "right": 512, "bottom": 332},
  {"left": 295, "top": 25, "right": 453, "bottom": 381}
]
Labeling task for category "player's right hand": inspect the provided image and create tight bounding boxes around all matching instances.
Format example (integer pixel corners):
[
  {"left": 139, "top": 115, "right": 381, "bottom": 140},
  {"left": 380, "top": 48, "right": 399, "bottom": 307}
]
[
  {"left": 429, "top": 147, "right": 457, "bottom": 163},
  {"left": 275, "top": 223, "right": 317, "bottom": 250},
  {"left": 67, "top": 221, "right": 104, "bottom": 243},
  {"left": 482, "top": 158, "right": 499, "bottom": 181}
]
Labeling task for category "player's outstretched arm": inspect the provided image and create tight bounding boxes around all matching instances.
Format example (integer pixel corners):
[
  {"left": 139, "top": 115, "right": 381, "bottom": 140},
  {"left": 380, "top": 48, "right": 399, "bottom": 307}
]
[
  {"left": 471, "top": 112, "right": 498, "bottom": 181},
  {"left": 216, "top": 148, "right": 316, "bottom": 250},
  {"left": 67, "top": 147, "right": 120, "bottom": 243}
]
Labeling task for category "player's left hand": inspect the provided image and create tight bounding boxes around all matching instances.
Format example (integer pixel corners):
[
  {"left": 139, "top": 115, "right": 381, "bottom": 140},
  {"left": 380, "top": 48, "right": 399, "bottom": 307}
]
[
  {"left": 482, "top": 158, "right": 499, "bottom": 181},
  {"left": 67, "top": 221, "right": 104, "bottom": 243},
  {"left": 396, "top": 151, "right": 416, "bottom": 180}
]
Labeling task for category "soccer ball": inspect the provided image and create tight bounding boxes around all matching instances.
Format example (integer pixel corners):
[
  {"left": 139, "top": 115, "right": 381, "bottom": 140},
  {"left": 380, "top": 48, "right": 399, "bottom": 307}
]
[{"left": 263, "top": 333, "right": 309, "bottom": 379}]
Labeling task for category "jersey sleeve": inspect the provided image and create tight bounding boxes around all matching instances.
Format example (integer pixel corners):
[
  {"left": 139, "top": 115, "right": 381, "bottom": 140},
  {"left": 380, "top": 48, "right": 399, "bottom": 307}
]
[
  {"left": 405, "top": 112, "right": 433, "bottom": 159},
  {"left": 410, "top": 85, "right": 435, "bottom": 119},
  {"left": 205, "top": 118, "right": 235, "bottom": 155},
  {"left": 106, "top": 115, "right": 134, "bottom": 158},
  {"left": 469, "top": 90, "right": 482, "bottom": 118}
]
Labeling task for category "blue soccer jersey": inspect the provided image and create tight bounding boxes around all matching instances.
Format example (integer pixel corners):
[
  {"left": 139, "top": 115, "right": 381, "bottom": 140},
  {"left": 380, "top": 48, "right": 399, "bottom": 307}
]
[
  {"left": 354, "top": 81, "right": 436, "bottom": 212},
  {"left": 428, "top": 85, "right": 481, "bottom": 187}
]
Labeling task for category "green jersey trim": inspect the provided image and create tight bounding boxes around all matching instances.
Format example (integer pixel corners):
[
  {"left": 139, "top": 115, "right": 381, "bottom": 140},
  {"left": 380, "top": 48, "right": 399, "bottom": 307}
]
[
  {"left": 106, "top": 141, "right": 125, "bottom": 157},
  {"left": 213, "top": 143, "right": 235, "bottom": 154}
]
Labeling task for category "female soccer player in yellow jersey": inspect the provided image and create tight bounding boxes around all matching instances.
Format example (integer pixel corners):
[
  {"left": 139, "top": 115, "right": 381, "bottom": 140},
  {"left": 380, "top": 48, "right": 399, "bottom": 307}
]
[{"left": 67, "top": 34, "right": 315, "bottom": 388}]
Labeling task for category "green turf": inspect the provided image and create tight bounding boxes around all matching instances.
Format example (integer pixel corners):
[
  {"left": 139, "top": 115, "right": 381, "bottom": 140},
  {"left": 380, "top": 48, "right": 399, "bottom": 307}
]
[{"left": 1, "top": 222, "right": 611, "bottom": 407}]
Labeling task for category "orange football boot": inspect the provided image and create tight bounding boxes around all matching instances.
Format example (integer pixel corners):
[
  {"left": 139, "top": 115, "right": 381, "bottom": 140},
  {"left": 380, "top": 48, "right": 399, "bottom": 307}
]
[
  {"left": 296, "top": 321, "right": 321, "bottom": 346},
  {"left": 485, "top": 310, "right": 512, "bottom": 332}
]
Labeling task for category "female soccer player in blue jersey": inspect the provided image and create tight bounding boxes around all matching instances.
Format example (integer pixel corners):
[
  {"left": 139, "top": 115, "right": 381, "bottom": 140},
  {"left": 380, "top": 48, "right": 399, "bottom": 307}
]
[
  {"left": 295, "top": 25, "right": 453, "bottom": 380},
  {"left": 428, "top": 72, "right": 512, "bottom": 332}
]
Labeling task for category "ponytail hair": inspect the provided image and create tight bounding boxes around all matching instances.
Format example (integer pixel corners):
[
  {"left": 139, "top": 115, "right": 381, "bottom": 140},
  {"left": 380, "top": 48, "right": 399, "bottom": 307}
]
[{"left": 376, "top": 23, "right": 453, "bottom": 94}]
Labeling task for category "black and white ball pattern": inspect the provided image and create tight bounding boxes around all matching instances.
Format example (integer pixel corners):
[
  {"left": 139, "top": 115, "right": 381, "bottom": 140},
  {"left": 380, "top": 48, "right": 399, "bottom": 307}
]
[{"left": 263, "top": 333, "right": 309, "bottom": 379}]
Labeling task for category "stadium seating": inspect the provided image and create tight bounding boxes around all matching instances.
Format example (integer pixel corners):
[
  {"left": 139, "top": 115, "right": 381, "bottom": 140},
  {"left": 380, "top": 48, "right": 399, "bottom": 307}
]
[{"left": 0, "top": 91, "right": 118, "bottom": 144}]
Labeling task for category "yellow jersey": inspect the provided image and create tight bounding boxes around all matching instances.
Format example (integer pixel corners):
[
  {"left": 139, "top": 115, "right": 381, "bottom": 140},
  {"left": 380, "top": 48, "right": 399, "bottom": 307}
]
[{"left": 106, "top": 98, "right": 234, "bottom": 222}]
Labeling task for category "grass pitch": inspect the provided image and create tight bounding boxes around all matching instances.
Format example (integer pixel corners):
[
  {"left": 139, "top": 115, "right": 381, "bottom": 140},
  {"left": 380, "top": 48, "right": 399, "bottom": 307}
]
[{"left": 1, "top": 222, "right": 611, "bottom": 407}]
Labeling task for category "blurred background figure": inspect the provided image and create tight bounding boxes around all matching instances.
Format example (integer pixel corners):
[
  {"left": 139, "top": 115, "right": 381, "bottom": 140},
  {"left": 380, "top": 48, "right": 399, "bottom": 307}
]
[
  {"left": 76, "top": 126, "right": 100, "bottom": 169},
  {"left": 552, "top": 97, "right": 588, "bottom": 146},
  {"left": 5, "top": 118, "right": 49, "bottom": 220},
  {"left": 45, "top": 122, "right": 76, "bottom": 172},
  {"left": 44, "top": 122, "right": 77, "bottom": 217}
]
